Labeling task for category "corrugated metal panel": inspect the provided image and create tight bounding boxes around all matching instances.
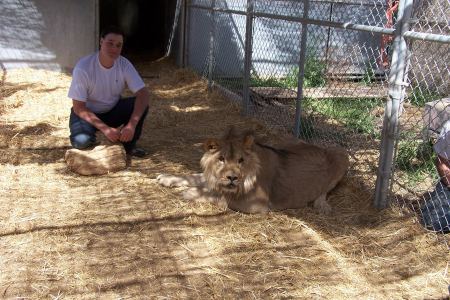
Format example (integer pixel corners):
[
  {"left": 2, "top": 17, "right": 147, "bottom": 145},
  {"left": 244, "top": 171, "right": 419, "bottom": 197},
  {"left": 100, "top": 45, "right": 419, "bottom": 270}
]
[{"left": 0, "top": 0, "right": 97, "bottom": 71}]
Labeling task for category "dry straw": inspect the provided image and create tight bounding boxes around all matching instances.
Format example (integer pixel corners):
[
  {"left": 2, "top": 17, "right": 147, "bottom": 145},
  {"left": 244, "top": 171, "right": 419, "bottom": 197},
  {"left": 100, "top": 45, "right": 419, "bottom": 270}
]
[{"left": 0, "top": 59, "right": 448, "bottom": 299}]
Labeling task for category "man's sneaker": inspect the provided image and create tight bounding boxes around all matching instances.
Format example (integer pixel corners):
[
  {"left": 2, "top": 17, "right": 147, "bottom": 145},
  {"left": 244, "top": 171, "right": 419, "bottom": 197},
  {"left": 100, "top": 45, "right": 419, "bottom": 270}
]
[{"left": 127, "top": 147, "right": 149, "bottom": 158}]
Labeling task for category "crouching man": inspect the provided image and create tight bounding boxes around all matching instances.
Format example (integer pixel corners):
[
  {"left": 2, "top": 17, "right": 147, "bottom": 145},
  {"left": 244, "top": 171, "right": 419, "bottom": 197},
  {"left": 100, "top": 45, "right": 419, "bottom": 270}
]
[{"left": 68, "top": 26, "right": 149, "bottom": 158}]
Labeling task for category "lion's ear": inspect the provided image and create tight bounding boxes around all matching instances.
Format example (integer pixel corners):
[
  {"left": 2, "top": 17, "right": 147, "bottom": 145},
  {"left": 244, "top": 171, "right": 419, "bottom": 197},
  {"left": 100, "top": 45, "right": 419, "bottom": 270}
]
[
  {"left": 243, "top": 134, "right": 254, "bottom": 150},
  {"left": 204, "top": 138, "right": 220, "bottom": 153}
]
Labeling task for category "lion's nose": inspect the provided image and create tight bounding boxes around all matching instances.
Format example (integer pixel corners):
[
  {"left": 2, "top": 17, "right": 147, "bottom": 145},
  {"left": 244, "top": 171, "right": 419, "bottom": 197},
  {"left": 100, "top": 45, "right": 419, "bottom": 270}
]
[{"left": 227, "top": 175, "right": 238, "bottom": 183}]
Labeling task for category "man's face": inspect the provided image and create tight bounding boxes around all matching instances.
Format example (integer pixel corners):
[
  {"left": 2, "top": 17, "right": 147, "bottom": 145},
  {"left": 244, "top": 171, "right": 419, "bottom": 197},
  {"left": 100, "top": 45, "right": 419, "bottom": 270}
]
[{"left": 100, "top": 33, "right": 123, "bottom": 61}]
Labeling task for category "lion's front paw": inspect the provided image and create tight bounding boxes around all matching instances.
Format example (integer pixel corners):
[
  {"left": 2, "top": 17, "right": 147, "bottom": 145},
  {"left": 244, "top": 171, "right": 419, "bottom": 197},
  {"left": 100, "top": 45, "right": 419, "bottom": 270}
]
[
  {"left": 156, "top": 174, "right": 189, "bottom": 187},
  {"left": 182, "top": 187, "right": 201, "bottom": 200},
  {"left": 182, "top": 187, "right": 219, "bottom": 204}
]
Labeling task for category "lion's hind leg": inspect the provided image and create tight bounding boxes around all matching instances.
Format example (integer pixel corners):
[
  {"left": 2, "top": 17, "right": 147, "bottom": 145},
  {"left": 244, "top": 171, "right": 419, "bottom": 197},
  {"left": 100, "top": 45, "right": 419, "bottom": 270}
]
[
  {"left": 156, "top": 173, "right": 205, "bottom": 187},
  {"left": 313, "top": 193, "right": 332, "bottom": 215}
]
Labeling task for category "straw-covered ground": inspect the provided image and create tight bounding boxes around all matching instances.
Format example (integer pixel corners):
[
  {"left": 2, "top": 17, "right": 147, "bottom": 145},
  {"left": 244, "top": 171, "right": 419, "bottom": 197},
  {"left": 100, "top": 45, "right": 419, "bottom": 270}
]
[{"left": 0, "top": 59, "right": 449, "bottom": 299}]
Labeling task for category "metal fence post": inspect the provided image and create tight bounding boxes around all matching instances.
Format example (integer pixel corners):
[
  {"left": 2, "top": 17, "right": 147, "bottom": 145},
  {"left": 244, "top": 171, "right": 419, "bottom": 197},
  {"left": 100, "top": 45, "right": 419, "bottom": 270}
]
[
  {"left": 180, "top": 0, "right": 188, "bottom": 67},
  {"left": 374, "top": 0, "right": 413, "bottom": 209},
  {"left": 294, "top": 0, "right": 310, "bottom": 138},
  {"left": 207, "top": 0, "right": 216, "bottom": 91},
  {"left": 242, "top": 0, "right": 254, "bottom": 116}
]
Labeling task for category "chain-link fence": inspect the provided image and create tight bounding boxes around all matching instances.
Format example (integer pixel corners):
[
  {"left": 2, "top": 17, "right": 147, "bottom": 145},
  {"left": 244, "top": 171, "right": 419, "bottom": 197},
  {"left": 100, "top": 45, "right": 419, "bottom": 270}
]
[{"left": 181, "top": 0, "right": 450, "bottom": 244}]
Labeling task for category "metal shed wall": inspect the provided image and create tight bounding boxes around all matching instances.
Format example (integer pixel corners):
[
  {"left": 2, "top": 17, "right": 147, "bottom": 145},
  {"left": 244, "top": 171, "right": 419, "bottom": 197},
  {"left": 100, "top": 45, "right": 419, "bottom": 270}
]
[{"left": 0, "top": 0, "right": 98, "bottom": 72}]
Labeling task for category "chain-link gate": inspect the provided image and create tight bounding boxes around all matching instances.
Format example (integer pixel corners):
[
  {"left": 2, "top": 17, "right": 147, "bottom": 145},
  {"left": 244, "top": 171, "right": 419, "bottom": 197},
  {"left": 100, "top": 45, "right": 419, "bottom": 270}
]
[{"left": 181, "top": 0, "right": 450, "bottom": 244}]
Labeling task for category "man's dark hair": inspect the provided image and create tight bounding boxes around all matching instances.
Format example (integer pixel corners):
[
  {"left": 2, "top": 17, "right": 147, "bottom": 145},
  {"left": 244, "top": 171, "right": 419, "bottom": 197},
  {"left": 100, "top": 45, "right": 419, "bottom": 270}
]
[{"left": 100, "top": 26, "right": 125, "bottom": 39}]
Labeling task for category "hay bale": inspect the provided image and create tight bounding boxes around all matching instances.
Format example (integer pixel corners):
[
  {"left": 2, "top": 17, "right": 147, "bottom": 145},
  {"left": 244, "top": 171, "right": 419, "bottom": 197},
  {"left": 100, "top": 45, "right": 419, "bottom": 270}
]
[{"left": 65, "top": 144, "right": 127, "bottom": 175}]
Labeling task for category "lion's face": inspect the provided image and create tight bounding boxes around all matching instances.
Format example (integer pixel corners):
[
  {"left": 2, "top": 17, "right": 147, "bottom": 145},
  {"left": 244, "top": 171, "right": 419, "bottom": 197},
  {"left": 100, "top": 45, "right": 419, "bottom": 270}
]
[{"left": 200, "top": 130, "right": 261, "bottom": 196}]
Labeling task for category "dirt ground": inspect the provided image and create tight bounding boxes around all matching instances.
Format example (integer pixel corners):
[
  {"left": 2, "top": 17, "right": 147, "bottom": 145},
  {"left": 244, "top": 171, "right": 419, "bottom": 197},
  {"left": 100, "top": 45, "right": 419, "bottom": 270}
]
[{"left": 0, "top": 59, "right": 449, "bottom": 299}]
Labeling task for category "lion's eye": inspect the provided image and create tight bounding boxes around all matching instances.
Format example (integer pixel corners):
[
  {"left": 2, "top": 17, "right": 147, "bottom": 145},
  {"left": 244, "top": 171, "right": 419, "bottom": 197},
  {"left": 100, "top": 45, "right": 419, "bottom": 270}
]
[
  {"left": 238, "top": 157, "right": 244, "bottom": 164},
  {"left": 218, "top": 156, "right": 225, "bottom": 162}
]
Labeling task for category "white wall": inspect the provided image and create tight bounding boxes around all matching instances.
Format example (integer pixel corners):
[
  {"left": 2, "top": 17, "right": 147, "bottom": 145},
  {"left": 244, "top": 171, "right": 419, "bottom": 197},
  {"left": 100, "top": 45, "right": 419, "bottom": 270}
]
[{"left": 0, "top": 0, "right": 98, "bottom": 71}]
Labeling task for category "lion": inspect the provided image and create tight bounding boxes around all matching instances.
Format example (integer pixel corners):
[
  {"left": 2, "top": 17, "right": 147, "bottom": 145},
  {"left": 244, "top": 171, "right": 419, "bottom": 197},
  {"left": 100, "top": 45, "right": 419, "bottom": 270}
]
[{"left": 157, "top": 127, "right": 349, "bottom": 214}]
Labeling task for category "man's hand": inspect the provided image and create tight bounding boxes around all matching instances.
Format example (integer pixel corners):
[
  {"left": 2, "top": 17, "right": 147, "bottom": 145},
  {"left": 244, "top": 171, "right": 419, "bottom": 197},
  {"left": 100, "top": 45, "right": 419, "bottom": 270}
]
[
  {"left": 119, "top": 123, "right": 136, "bottom": 142},
  {"left": 102, "top": 127, "right": 122, "bottom": 143},
  {"left": 118, "top": 87, "right": 149, "bottom": 143},
  {"left": 72, "top": 100, "right": 120, "bottom": 143}
]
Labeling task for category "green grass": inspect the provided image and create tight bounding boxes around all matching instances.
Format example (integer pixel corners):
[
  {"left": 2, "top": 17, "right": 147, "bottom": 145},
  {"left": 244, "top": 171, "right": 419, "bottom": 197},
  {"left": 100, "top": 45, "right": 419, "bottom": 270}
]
[
  {"left": 303, "top": 97, "right": 383, "bottom": 137},
  {"left": 296, "top": 115, "right": 316, "bottom": 140},
  {"left": 250, "top": 74, "right": 288, "bottom": 88},
  {"left": 395, "top": 137, "right": 436, "bottom": 184},
  {"left": 303, "top": 55, "right": 327, "bottom": 88},
  {"left": 362, "top": 64, "right": 375, "bottom": 85},
  {"left": 399, "top": 87, "right": 443, "bottom": 183},
  {"left": 250, "top": 55, "right": 327, "bottom": 89},
  {"left": 297, "top": 96, "right": 435, "bottom": 186},
  {"left": 301, "top": 97, "right": 436, "bottom": 185}
]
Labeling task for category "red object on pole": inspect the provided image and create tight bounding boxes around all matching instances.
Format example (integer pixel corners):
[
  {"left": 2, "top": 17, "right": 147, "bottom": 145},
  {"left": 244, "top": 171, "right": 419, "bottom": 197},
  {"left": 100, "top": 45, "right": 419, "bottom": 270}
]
[{"left": 379, "top": 0, "right": 399, "bottom": 69}]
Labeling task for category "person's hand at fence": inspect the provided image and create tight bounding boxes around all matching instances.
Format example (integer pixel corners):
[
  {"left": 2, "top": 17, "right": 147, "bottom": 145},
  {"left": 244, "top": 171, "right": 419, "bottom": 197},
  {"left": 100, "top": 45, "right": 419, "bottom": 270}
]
[
  {"left": 436, "top": 155, "right": 450, "bottom": 188},
  {"left": 433, "top": 120, "right": 450, "bottom": 188}
]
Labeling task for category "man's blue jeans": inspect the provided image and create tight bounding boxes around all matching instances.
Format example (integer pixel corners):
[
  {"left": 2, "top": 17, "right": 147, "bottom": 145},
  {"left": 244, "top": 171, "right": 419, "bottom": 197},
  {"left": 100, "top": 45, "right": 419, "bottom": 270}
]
[
  {"left": 421, "top": 181, "right": 450, "bottom": 233},
  {"left": 69, "top": 97, "right": 148, "bottom": 153}
]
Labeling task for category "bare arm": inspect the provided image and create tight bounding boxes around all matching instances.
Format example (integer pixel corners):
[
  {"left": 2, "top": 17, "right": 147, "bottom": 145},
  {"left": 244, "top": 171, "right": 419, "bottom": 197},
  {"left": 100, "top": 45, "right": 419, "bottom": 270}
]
[
  {"left": 72, "top": 100, "right": 121, "bottom": 142},
  {"left": 119, "top": 87, "right": 150, "bottom": 142},
  {"left": 436, "top": 155, "right": 450, "bottom": 187}
]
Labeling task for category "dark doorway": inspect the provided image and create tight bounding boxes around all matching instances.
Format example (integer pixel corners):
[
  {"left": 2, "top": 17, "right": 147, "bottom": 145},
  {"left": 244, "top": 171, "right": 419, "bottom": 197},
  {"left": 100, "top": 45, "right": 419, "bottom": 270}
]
[{"left": 99, "top": 0, "right": 175, "bottom": 62}]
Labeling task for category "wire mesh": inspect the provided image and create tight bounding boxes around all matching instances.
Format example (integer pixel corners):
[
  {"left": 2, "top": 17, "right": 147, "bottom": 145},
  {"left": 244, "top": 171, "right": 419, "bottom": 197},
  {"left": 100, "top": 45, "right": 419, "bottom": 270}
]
[
  {"left": 185, "top": 0, "right": 450, "bottom": 244},
  {"left": 216, "top": 0, "right": 247, "bottom": 11},
  {"left": 254, "top": 0, "right": 304, "bottom": 17}
]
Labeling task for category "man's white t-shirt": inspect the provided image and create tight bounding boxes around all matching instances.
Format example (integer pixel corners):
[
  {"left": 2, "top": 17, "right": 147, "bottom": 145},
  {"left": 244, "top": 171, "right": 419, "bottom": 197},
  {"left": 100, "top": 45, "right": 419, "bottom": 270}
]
[{"left": 68, "top": 52, "right": 145, "bottom": 113}]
